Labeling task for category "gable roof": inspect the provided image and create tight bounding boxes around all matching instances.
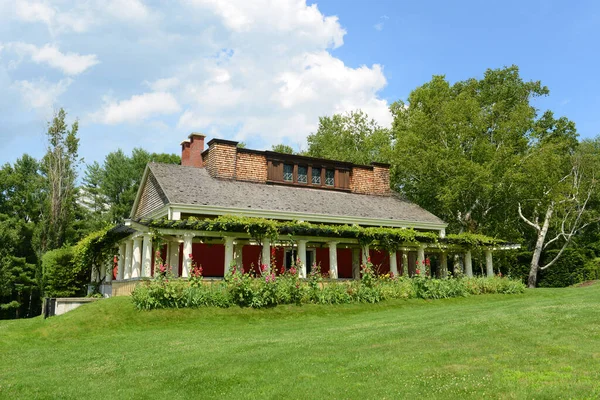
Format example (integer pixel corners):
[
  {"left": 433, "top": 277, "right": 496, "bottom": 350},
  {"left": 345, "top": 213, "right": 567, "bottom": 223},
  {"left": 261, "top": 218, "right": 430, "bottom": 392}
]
[{"left": 135, "top": 163, "right": 446, "bottom": 229}]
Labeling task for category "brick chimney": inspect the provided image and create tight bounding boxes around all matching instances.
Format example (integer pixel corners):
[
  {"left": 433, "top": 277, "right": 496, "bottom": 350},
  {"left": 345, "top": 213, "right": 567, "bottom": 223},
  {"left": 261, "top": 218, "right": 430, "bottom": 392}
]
[{"left": 181, "top": 133, "right": 206, "bottom": 167}]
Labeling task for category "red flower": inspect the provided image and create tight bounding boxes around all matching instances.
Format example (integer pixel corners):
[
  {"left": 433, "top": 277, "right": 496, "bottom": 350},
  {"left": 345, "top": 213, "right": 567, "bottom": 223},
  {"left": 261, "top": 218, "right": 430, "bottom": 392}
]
[
  {"left": 416, "top": 269, "right": 420, "bottom": 275},
  {"left": 425, "top": 258, "right": 431, "bottom": 266},
  {"left": 260, "top": 264, "right": 268, "bottom": 272},
  {"left": 367, "top": 256, "right": 371, "bottom": 263}
]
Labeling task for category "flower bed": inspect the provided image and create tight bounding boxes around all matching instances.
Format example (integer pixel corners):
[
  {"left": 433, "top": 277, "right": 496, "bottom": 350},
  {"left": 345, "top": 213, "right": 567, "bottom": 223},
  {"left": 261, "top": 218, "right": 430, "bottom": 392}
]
[{"left": 131, "top": 254, "right": 525, "bottom": 310}]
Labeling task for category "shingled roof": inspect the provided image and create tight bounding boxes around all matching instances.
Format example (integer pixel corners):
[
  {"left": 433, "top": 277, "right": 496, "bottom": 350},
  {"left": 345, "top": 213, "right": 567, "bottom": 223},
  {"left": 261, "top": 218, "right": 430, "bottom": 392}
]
[{"left": 139, "top": 163, "right": 446, "bottom": 228}]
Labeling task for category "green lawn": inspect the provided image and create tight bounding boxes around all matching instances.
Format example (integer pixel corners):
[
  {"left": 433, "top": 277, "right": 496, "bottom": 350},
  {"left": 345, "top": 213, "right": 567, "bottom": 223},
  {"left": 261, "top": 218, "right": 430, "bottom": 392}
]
[{"left": 1, "top": 283, "right": 599, "bottom": 399}]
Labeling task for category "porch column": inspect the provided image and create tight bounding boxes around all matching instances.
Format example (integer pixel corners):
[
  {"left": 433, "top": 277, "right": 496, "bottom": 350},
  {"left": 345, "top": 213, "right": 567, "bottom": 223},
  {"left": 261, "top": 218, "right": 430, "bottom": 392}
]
[
  {"left": 390, "top": 251, "right": 398, "bottom": 276},
  {"left": 352, "top": 248, "right": 360, "bottom": 279},
  {"left": 91, "top": 264, "right": 98, "bottom": 282},
  {"left": 182, "top": 233, "right": 194, "bottom": 278},
  {"left": 124, "top": 239, "right": 133, "bottom": 279},
  {"left": 224, "top": 237, "right": 235, "bottom": 276},
  {"left": 328, "top": 242, "right": 338, "bottom": 279},
  {"left": 297, "top": 240, "right": 307, "bottom": 278},
  {"left": 105, "top": 259, "right": 113, "bottom": 283},
  {"left": 440, "top": 252, "right": 448, "bottom": 279},
  {"left": 169, "top": 240, "right": 180, "bottom": 277},
  {"left": 234, "top": 243, "right": 244, "bottom": 273},
  {"left": 465, "top": 250, "right": 473, "bottom": 277},
  {"left": 402, "top": 252, "right": 408, "bottom": 276},
  {"left": 361, "top": 244, "right": 370, "bottom": 265},
  {"left": 132, "top": 236, "right": 142, "bottom": 279},
  {"left": 417, "top": 245, "right": 425, "bottom": 265},
  {"left": 261, "top": 238, "right": 271, "bottom": 271},
  {"left": 485, "top": 249, "right": 494, "bottom": 277},
  {"left": 408, "top": 251, "right": 417, "bottom": 276},
  {"left": 117, "top": 242, "right": 126, "bottom": 280},
  {"left": 141, "top": 233, "right": 152, "bottom": 278}
]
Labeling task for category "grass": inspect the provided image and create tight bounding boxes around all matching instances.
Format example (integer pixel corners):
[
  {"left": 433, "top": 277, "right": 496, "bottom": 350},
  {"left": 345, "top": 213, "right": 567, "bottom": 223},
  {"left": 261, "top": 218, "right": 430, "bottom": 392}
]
[{"left": 1, "top": 283, "right": 599, "bottom": 399}]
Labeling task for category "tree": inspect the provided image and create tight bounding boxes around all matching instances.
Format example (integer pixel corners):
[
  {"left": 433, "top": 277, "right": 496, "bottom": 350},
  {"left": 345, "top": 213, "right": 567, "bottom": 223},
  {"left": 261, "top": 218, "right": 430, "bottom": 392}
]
[
  {"left": 390, "top": 66, "right": 548, "bottom": 236},
  {"left": 271, "top": 144, "right": 295, "bottom": 154},
  {"left": 518, "top": 122, "right": 600, "bottom": 287},
  {"left": 307, "top": 110, "right": 392, "bottom": 165},
  {"left": 39, "top": 108, "right": 81, "bottom": 252},
  {"left": 0, "top": 155, "right": 44, "bottom": 318},
  {"left": 82, "top": 148, "right": 180, "bottom": 223}
]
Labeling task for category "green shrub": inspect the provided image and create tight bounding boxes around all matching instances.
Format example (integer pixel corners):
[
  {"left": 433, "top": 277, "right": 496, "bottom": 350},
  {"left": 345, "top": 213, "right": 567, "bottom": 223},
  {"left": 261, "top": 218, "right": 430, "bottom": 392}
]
[{"left": 42, "top": 246, "right": 88, "bottom": 297}]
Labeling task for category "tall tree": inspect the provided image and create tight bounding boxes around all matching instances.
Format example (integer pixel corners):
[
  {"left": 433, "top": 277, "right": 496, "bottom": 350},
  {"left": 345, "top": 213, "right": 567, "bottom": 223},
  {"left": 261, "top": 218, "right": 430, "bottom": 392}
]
[
  {"left": 39, "top": 108, "right": 81, "bottom": 251},
  {"left": 518, "top": 118, "right": 600, "bottom": 287},
  {"left": 391, "top": 65, "right": 548, "bottom": 236},
  {"left": 83, "top": 148, "right": 180, "bottom": 223},
  {"left": 307, "top": 110, "right": 392, "bottom": 165}
]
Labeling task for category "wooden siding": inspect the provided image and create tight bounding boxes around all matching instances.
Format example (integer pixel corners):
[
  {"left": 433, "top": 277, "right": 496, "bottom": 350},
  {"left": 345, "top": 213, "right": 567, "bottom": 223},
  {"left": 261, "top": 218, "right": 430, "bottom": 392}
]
[{"left": 134, "top": 171, "right": 168, "bottom": 218}]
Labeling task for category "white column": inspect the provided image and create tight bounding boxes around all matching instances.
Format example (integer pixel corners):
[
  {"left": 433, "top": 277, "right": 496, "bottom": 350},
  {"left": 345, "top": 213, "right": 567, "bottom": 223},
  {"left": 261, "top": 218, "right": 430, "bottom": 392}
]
[
  {"left": 169, "top": 240, "right": 180, "bottom": 277},
  {"left": 352, "top": 248, "right": 360, "bottom": 279},
  {"left": 440, "top": 252, "right": 448, "bottom": 279},
  {"left": 417, "top": 246, "right": 426, "bottom": 276},
  {"left": 453, "top": 254, "right": 463, "bottom": 275},
  {"left": 261, "top": 238, "right": 271, "bottom": 271},
  {"left": 141, "top": 233, "right": 152, "bottom": 278},
  {"left": 105, "top": 259, "right": 113, "bottom": 283},
  {"left": 297, "top": 240, "right": 307, "bottom": 278},
  {"left": 91, "top": 264, "right": 98, "bottom": 283},
  {"left": 390, "top": 251, "right": 398, "bottom": 276},
  {"left": 234, "top": 243, "right": 244, "bottom": 273},
  {"left": 465, "top": 250, "right": 473, "bottom": 277},
  {"left": 417, "top": 246, "right": 425, "bottom": 265},
  {"left": 224, "top": 237, "right": 235, "bottom": 276},
  {"left": 408, "top": 252, "right": 416, "bottom": 276},
  {"left": 124, "top": 240, "right": 133, "bottom": 279},
  {"left": 117, "top": 243, "right": 126, "bottom": 280},
  {"left": 328, "top": 242, "right": 338, "bottom": 279},
  {"left": 485, "top": 249, "right": 494, "bottom": 277},
  {"left": 182, "top": 233, "right": 194, "bottom": 278},
  {"left": 132, "top": 236, "right": 142, "bottom": 279},
  {"left": 361, "top": 244, "right": 370, "bottom": 265}
]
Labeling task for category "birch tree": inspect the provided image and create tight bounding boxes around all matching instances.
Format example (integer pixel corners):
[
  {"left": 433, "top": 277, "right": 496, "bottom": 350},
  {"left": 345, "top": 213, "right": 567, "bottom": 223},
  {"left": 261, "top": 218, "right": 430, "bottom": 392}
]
[
  {"left": 517, "top": 115, "right": 600, "bottom": 287},
  {"left": 39, "top": 108, "right": 80, "bottom": 252}
]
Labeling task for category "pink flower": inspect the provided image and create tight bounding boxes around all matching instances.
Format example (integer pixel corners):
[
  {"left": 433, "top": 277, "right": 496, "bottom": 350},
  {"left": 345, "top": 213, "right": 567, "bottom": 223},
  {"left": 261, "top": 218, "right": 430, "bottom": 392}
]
[
  {"left": 416, "top": 269, "right": 420, "bottom": 275},
  {"left": 289, "top": 267, "right": 297, "bottom": 275},
  {"left": 367, "top": 256, "right": 371, "bottom": 263},
  {"left": 261, "top": 264, "right": 267, "bottom": 272}
]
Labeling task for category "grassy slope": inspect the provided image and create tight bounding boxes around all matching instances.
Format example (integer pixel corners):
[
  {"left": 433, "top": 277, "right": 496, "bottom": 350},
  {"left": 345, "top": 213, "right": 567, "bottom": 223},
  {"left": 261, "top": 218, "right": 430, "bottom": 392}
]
[{"left": 0, "top": 284, "right": 599, "bottom": 400}]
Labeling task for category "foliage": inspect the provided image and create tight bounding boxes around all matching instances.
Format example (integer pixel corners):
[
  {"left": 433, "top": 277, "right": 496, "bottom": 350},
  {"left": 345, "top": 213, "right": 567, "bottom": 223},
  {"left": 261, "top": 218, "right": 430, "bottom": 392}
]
[
  {"left": 390, "top": 66, "right": 548, "bottom": 237},
  {"left": 144, "top": 215, "right": 502, "bottom": 249},
  {"left": 306, "top": 110, "right": 393, "bottom": 165},
  {"left": 131, "top": 264, "right": 525, "bottom": 310},
  {"left": 535, "top": 248, "right": 600, "bottom": 287},
  {"left": 271, "top": 143, "right": 295, "bottom": 154},
  {"left": 41, "top": 247, "right": 86, "bottom": 297},
  {"left": 83, "top": 148, "right": 180, "bottom": 224}
]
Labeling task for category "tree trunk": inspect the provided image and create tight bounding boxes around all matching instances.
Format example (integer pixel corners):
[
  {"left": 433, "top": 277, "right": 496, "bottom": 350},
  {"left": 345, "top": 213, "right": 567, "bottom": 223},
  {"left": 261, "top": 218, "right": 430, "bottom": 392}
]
[{"left": 527, "top": 203, "right": 554, "bottom": 288}]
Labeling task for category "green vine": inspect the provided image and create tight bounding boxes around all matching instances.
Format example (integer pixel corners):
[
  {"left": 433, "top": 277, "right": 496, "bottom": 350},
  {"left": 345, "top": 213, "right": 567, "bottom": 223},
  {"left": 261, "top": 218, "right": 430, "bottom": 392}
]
[{"left": 140, "top": 215, "right": 506, "bottom": 250}]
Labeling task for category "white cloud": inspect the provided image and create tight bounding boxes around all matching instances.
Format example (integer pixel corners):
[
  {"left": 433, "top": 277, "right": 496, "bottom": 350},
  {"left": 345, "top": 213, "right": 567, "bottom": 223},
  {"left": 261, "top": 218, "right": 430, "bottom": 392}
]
[
  {"left": 13, "top": 77, "right": 72, "bottom": 111},
  {"left": 10, "top": 42, "right": 99, "bottom": 75},
  {"left": 188, "top": 0, "right": 345, "bottom": 49},
  {"left": 374, "top": 15, "right": 389, "bottom": 31},
  {"left": 10, "top": 0, "right": 154, "bottom": 34},
  {"left": 90, "top": 92, "right": 181, "bottom": 125}
]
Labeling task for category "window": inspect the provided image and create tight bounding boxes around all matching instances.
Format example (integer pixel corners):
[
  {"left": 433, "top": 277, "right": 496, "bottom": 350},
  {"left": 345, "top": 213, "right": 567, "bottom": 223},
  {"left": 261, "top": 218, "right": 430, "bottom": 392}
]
[
  {"left": 298, "top": 166, "right": 307, "bottom": 184},
  {"left": 283, "top": 164, "right": 293, "bottom": 182},
  {"left": 325, "top": 169, "right": 335, "bottom": 186},
  {"left": 312, "top": 167, "right": 321, "bottom": 184}
]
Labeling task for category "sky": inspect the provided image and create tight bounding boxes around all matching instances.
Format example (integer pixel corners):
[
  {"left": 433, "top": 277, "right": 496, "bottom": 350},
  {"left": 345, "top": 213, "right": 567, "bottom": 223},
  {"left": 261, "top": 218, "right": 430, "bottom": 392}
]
[{"left": 0, "top": 0, "right": 598, "bottom": 167}]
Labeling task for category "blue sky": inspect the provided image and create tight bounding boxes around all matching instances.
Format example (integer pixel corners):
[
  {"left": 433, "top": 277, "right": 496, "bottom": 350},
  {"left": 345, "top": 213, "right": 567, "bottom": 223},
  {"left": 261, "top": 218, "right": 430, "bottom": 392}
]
[{"left": 1, "top": 0, "right": 598, "bottom": 167}]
